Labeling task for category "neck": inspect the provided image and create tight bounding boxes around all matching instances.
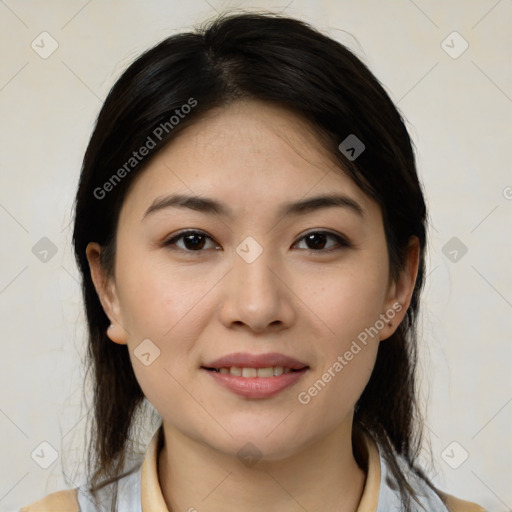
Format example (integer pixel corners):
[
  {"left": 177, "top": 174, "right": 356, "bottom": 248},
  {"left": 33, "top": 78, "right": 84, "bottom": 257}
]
[{"left": 158, "top": 422, "right": 367, "bottom": 512}]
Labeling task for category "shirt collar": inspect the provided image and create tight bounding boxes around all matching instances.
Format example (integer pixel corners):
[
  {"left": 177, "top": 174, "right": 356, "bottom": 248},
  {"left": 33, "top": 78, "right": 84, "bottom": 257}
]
[
  {"left": 141, "top": 426, "right": 168, "bottom": 511},
  {"left": 141, "top": 426, "right": 382, "bottom": 512}
]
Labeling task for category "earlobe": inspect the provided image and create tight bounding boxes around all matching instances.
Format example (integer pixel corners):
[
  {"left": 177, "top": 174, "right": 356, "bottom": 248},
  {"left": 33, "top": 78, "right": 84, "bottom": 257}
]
[
  {"left": 85, "top": 242, "right": 128, "bottom": 345},
  {"left": 380, "top": 237, "right": 420, "bottom": 341},
  {"left": 106, "top": 322, "right": 127, "bottom": 345}
]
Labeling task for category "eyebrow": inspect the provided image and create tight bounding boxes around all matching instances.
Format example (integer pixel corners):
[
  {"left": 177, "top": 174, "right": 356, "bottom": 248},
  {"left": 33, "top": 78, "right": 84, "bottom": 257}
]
[{"left": 142, "top": 193, "right": 364, "bottom": 220}]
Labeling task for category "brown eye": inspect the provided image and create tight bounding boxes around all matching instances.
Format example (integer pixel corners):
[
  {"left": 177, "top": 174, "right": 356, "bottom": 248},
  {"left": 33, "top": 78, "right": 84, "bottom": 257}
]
[
  {"left": 294, "top": 231, "right": 350, "bottom": 252},
  {"left": 164, "top": 231, "right": 220, "bottom": 251}
]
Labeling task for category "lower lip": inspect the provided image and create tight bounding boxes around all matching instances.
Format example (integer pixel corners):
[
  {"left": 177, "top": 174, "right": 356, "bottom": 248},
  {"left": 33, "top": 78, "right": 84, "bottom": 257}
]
[{"left": 203, "top": 368, "right": 308, "bottom": 399}]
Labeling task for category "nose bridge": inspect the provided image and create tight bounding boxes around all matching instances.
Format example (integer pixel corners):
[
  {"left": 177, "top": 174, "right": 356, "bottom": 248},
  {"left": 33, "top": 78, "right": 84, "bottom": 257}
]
[
  {"left": 233, "top": 238, "right": 278, "bottom": 306},
  {"left": 219, "top": 237, "right": 294, "bottom": 331}
]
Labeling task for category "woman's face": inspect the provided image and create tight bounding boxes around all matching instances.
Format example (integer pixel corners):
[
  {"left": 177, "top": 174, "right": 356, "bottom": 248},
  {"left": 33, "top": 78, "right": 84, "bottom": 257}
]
[{"left": 88, "top": 99, "right": 414, "bottom": 460}]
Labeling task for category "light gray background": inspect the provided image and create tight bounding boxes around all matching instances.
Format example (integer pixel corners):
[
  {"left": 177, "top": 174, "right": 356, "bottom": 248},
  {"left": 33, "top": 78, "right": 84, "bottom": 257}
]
[{"left": 1, "top": 1, "right": 511, "bottom": 511}]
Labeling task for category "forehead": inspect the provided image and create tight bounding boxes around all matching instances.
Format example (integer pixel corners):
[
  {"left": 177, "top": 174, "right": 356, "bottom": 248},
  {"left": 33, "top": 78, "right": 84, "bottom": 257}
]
[{"left": 120, "top": 99, "right": 376, "bottom": 220}]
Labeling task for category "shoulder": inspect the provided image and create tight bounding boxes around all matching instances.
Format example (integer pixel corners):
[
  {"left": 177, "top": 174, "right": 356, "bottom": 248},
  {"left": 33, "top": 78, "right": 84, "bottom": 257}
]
[
  {"left": 19, "top": 488, "right": 80, "bottom": 512},
  {"left": 370, "top": 436, "right": 486, "bottom": 512},
  {"left": 435, "top": 488, "right": 487, "bottom": 512},
  {"left": 391, "top": 458, "right": 486, "bottom": 511},
  {"left": 396, "top": 461, "right": 486, "bottom": 511},
  {"left": 19, "top": 461, "right": 143, "bottom": 512}
]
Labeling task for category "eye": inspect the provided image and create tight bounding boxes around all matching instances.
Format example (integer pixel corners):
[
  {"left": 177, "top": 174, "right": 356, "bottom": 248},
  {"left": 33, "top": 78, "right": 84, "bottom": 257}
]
[
  {"left": 163, "top": 230, "right": 220, "bottom": 252},
  {"left": 163, "top": 229, "right": 350, "bottom": 253},
  {"left": 293, "top": 230, "right": 351, "bottom": 252}
]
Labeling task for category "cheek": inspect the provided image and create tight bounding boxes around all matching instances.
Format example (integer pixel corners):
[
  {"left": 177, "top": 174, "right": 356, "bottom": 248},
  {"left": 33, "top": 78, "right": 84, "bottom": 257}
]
[
  {"left": 129, "top": 351, "right": 214, "bottom": 445},
  {"left": 294, "top": 255, "right": 388, "bottom": 416},
  {"left": 295, "top": 346, "right": 377, "bottom": 444},
  {"left": 296, "top": 281, "right": 382, "bottom": 433},
  {"left": 114, "top": 256, "right": 212, "bottom": 396},
  {"left": 114, "top": 254, "right": 232, "bottom": 419},
  {"left": 116, "top": 253, "right": 219, "bottom": 337},
  {"left": 304, "top": 258, "right": 390, "bottom": 347}
]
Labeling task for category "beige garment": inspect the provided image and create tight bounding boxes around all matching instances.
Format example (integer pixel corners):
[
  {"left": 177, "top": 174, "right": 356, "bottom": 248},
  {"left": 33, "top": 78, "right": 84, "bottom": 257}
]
[{"left": 19, "top": 428, "right": 486, "bottom": 512}]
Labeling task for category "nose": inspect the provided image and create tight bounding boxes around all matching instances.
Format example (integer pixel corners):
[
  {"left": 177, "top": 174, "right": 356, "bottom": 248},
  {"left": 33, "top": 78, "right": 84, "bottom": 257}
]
[{"left": 218, "top": 245, "right": 296, "bottom": 334}]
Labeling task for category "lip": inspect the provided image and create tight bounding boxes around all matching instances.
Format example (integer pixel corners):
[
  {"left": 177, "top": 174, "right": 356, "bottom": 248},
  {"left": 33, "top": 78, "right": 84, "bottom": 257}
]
[
  {"left": 203, "top": 352, "right": 308, "bottom": 370},
  {"left": 201, "top": 352, "right": 309, "bottom": 399},
  {"left": 203, "top": 368, "right": 308, "bottom": 399}
]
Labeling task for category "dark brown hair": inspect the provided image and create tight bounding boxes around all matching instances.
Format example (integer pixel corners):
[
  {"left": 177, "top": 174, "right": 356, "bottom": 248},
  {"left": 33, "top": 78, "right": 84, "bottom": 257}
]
[{"left": 72, "top": 12, "right": 430, "bottom": 511}]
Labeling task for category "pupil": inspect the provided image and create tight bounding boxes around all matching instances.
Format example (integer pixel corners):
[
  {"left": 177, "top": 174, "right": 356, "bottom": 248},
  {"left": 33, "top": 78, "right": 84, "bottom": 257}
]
[
  {"left": 185, "top": 234, "right": 205, "bottom": 250},
  {"left": 307, "top": 233, "right": 326, "bottom": 250}
]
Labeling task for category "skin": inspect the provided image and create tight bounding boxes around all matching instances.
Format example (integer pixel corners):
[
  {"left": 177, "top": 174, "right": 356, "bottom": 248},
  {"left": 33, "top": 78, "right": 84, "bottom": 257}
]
[{"left": 87, "top": 99, "right": 419, "bottom": 512}]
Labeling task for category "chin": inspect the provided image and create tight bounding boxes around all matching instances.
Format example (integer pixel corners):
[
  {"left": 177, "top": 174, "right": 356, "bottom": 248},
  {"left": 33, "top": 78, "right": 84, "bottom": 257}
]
[{"left": 202, "top": 420, "right": 313, "bottom": 463}]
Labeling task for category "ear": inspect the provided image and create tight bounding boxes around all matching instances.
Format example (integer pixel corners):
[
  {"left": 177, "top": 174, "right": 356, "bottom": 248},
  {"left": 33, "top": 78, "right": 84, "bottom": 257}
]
[
  {"left": 85, "top": 242, "right": 128, "bottom": 345},
  {"left": 379, "top": 236, "right": 420, "bottom": 341}
]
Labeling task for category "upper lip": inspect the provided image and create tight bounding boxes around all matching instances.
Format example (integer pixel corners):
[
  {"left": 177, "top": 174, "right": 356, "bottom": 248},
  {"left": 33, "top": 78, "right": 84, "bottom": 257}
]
[{"left": 203, "top": 352, "right": 309, "bottom": 370}]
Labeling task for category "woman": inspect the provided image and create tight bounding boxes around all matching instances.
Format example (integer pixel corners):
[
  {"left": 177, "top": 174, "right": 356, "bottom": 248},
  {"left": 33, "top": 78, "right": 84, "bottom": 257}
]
[{"left": 20, "top": 12, "right": 485, "bottom": 512}]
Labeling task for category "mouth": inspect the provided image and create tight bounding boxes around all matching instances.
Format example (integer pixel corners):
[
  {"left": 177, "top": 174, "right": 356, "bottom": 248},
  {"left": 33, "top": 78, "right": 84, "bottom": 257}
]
[
  {"left": 202, "top": 351, "right": 309, "bottom": 371},
  {"left": 202, "top": 366, "right": 306, "bottom": 377},
  {"left": 201, "top": 352, "right": 310, "bottom": 399}
]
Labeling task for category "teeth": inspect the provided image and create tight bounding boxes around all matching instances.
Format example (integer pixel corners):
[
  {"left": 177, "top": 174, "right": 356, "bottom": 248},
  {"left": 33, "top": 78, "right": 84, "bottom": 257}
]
[
  {"left": 257, "top": 367, "right": 274, "bottom": 377},
  {"left": 212, "top": 366, "right": 301, "bottom": 377}
]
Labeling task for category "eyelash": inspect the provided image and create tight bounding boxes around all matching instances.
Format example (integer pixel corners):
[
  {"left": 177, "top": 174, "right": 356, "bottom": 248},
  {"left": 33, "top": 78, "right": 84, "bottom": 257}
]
[{"left": 162, "top": 229, "right": 351, "bottom": 254}]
